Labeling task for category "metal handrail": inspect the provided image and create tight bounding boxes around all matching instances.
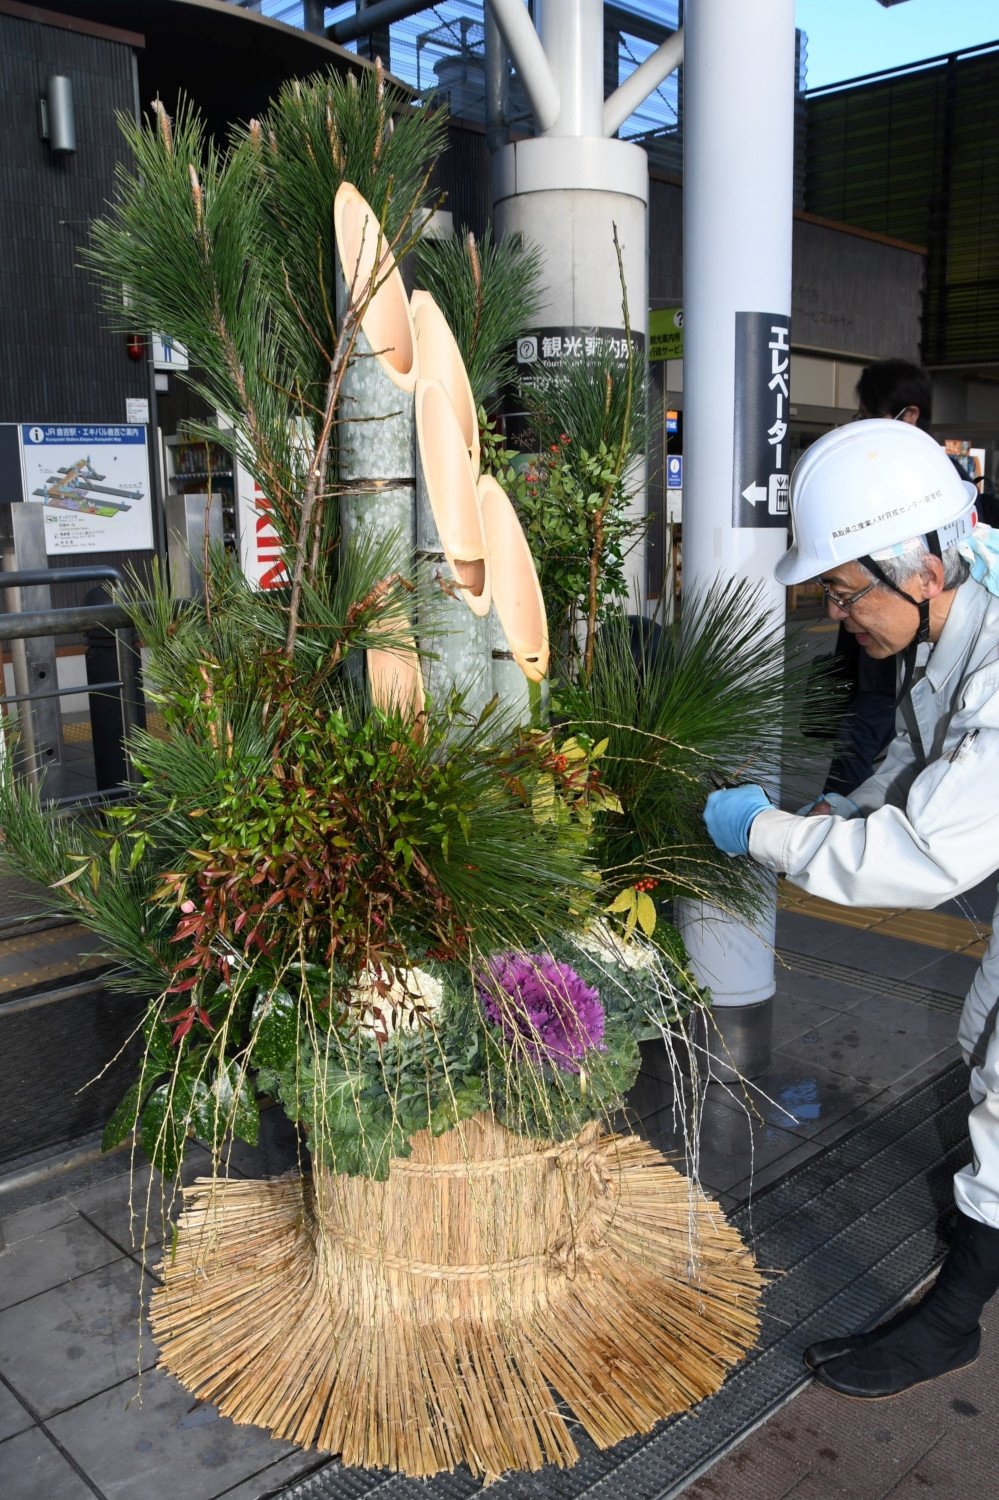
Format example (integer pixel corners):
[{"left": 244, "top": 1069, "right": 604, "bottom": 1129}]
[
  {"left": 0, "top": 679, "right": 123, "bottom": 708},
  {"left": 0, "top": 565, "right": 124, "bottom": 591},
  {"left": 0, "top": 604, "right": 131, "bottom": 640},
  {"left": 0, "top": 563, "right": 143, "bottom": 801}
]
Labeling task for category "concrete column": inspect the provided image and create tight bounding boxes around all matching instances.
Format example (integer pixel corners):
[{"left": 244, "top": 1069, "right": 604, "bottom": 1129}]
[
  {"left": 535, "top": 0, "right": 603, "bottom": 137},
  {"left": 492, "top": 137, "right": 649, "bottom": 604},
  {"left": 677, "top": 0, "right": 796, "bottom": 1074}
]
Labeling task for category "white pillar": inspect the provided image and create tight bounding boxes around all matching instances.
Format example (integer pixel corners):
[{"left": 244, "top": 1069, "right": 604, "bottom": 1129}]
[
  {"left": 491, "top": 0, "right": 650, "bottom": 607},
  {"left": 677, "top": 0, "right": 795, "bottom": 1046},
  {"left": 534, "top": 0, "right": 603, "bottom": 138}
]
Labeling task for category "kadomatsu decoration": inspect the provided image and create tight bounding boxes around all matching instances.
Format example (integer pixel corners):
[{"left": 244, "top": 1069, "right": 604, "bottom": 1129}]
[{"left": 0, "top": 69, "right": 763, "bottom": 1480}]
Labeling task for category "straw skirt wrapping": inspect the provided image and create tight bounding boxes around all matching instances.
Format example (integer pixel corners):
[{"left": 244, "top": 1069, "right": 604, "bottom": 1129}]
[{"left": 150, "top": 1113, "right": 762, "bottom": 1479}]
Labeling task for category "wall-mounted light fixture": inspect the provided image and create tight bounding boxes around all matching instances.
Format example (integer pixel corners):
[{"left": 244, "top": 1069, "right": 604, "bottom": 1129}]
[{"left": 38, "top": 75, "right": 76, "bottom": 155}]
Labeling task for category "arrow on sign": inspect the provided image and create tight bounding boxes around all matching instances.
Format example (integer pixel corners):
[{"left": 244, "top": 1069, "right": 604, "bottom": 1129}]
[{"left": 742, "top": 481, "right": 767, "bottom": 506}]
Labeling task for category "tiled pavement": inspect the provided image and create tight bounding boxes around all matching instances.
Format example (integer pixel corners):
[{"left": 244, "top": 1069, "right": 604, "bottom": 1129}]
[
  {"left": 0, "top": 873, "right": 996, "bottom": 1497},
  {"left": 681, "top": 1300, "right": 999, "bottom": 1500}
]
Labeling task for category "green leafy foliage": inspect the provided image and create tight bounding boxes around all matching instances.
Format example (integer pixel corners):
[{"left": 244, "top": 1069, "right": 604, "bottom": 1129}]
[
  {"left": 523, "top": 341, "right": 649, "bottom": 464},
  {"left": 511, "top": 437, "right": 645, "bottom": 661},
  {"left": 261, "top": 978, "right": 487, "bottom": 1179},
  {"left": 484, "top": 1018, "right": 640, "bottom": 1143},
  {"left": 560, "top": 587, "right": 841, "bottom": 921}
]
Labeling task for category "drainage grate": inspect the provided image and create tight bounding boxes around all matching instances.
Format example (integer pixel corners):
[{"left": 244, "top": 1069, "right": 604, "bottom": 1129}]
[
  {"left": 777, "top": 946, "right": 966, "bottom": 1014},
  {"left": 276, "top": 1061, "right": 970, "bottom": 1500}
]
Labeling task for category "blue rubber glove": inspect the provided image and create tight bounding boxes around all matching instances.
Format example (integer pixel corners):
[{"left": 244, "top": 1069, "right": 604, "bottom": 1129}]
[{"left": 703, "top": 784, "right": 771, "bottom": 856}]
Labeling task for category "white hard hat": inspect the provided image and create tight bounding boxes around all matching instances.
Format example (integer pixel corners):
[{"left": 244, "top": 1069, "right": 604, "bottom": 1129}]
[{"left": 776, "top": 420, "right": 977, "bottom": 585}]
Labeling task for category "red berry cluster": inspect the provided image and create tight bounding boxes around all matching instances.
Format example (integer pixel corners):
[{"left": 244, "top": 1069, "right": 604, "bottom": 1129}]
[{"left": 634, "top": 878, "right": 659, "bottom": 893}]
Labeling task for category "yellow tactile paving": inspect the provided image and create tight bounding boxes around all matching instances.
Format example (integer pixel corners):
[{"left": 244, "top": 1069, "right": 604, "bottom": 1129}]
[
  {"left": 0, "top": 926, "right": 77, "bottom": 956},
  {"left": 0, "top": 956, "right": 108, "bottom": 995},
  {"left": 779, "top": 883, "right": 991, "bottom": 959},
  {"left": 62, "top": 712, "right": 166, "bottom": 745},
  {"left": 0, "top": 922, "right": 107, "bottom": 996}
]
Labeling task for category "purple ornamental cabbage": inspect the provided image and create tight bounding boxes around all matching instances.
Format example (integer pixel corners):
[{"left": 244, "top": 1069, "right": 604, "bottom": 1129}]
[{"left": 478, "top": 953, "right": 606, "bottom": 1073}]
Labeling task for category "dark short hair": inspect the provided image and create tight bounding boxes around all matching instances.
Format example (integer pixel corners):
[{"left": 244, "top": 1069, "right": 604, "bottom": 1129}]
[{"left": 855, "top": 359, "right": 932, "bottom": 429}]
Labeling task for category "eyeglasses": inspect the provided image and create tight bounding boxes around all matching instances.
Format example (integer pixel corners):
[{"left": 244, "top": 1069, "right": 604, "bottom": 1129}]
[
  {"left": 849, "top": 405, "right": 913, "bottom": 423},
  {"left": 820, "top": 580, "right": 880, "bottom": 612}
]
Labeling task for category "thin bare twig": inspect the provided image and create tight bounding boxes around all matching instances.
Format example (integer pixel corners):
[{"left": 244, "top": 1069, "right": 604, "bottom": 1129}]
[{"left": 583, "top": 226, "right": 635, "bottom": 684}]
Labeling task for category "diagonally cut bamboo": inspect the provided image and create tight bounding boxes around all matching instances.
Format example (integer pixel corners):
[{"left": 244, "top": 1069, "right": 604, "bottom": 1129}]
[
  {"left": 479, "top": 473, "right": 550, "bottom": 683},
  {"left": 334, "top": 182, "right": 419, "bottom": 482},
  {"left": 151, "top": 1115, "right": 763, "bottom": 1480},
  {"left": 415, "top": 379, "right": 491, "bottom": 618},
  {"left": 411, "top": 290, "right": 481, "bottom": 476}
]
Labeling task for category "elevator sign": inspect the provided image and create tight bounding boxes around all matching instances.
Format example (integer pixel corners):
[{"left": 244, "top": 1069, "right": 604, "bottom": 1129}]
[{"left": 732, "top": 312, "right": 791, "bottom": 529}]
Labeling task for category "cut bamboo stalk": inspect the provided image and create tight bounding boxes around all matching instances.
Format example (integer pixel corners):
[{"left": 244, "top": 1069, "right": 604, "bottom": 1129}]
[
  {"left": 478, "top": 474, "right": 549, "bottom": 683},
  {"left": 490, "top": 653, "right": 532, "bottom": 723},
  {"left": 414, "top": 379, "right": 490, "bottom": 618},
  {"left": 416, "top": 554, "right": 492, "bottom": 719},
  {"left": 411, "top": 290, "right": 480, "bottom": 476},
  {"left": 340, "top": 479, "right": 415, "bottom": 578},
  {"left": 334, "top": 182, "right": 419, "bottom": 482}
]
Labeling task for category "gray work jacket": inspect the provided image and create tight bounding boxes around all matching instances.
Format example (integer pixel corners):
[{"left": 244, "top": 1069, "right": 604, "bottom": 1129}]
[{"left": 750, "top": 576, "right": 999, "bottom": 913}]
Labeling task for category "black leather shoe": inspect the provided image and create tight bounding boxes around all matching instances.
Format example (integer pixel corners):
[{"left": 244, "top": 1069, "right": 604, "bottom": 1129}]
[
  {"left": 803, "top": 1330, "right": 879, "bottom": 1371},
  {"left": 810, "top": 1215, "right": 999, "bottom": 1397},
  {"left": 803, "top": 1301, "right": 925, "bottom": 1370},
  {"left": 813, "top": 1327, "right": 980, "bottom": 1399}
]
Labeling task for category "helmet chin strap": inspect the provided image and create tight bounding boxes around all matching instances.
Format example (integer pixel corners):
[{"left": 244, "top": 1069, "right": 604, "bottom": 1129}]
[{"left": 858, "top": 530, "right": 943, "bottom": 702}]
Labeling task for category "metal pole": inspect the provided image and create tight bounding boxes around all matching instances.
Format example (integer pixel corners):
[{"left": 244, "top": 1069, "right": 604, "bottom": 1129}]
[
  {"left": 534, "top": 0, "right": 603, "bottom": 137},
  {"left": 303, "top": 1, "right": 326, "bottom": 35},
  {"left": 329, "top": 0, "right": 427, "bottom": 46},
  {"left": 114, "top": 625, "right": 143, "bottom": 785},
  {"left": 487, "top": 0, "right": 559, "bottom": 132},
  {"left": 484, "top": 7, "right": 510, "bottom": 154},
  {"left": 2, "top": 506, "right": 67, "bottom": 800},
  {"left": 677, "top": 0, "right": 796, "bottom": 1075}
]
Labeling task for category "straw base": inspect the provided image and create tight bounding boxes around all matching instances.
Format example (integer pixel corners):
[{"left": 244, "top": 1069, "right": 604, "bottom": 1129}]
[{"left": 150, "top": 1118, "right": 762, "bottom": 1479}]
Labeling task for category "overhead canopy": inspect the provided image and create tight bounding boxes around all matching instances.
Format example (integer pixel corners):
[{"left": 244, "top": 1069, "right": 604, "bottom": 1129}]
[{"left": 6, "top": 0, "right": 389, "bottom": 133}]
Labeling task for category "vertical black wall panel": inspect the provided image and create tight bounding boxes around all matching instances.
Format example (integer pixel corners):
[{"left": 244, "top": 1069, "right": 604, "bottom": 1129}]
[
  {"left": 0, "top": 15, "right": 152, "bottom": 585},
  {"left": 0, "top": 16, "right": 146, "bottom": 424}
]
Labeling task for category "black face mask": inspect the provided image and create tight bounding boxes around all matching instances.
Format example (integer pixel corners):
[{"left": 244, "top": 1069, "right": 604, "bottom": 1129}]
[{"left": 858, "top": 530, "right": 944, "bottom": 702}]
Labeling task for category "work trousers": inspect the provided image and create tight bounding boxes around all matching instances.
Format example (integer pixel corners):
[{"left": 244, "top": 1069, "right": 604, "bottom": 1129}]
[{"left": 956, "top": 966, "right": 999, "bottom": 1229}]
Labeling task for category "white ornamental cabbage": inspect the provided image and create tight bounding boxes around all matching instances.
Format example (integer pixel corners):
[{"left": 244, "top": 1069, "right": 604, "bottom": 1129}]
[
  {"left": 576, "top": 919, "right": 656, "bottom": 974},
  {"left": 355, "top": 964, "right": 444, "bottom": 1041}
]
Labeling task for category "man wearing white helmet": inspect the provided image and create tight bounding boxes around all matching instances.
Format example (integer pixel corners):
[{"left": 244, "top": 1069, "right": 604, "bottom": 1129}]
[{"left": 703, "top": 418, "right": 999, "bottom": 1400}]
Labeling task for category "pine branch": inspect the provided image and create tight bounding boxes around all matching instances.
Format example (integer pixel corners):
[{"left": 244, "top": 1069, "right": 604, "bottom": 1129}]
[{"left": 584, "top": 226, "right": 635, "bottom": 682}]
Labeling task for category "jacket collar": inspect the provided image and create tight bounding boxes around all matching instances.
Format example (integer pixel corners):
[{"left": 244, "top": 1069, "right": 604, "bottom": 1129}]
[{"left": 924, "top": 577, "right": 991, "bottom": 691}]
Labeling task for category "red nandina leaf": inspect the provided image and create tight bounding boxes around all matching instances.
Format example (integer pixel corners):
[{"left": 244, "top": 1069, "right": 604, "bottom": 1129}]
[
  {"left": 163, "top": 1005, "right": 195, "bottom": 1042},
  {"left": 166, "top": 976, "right": 199, "bottom": 995}
]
